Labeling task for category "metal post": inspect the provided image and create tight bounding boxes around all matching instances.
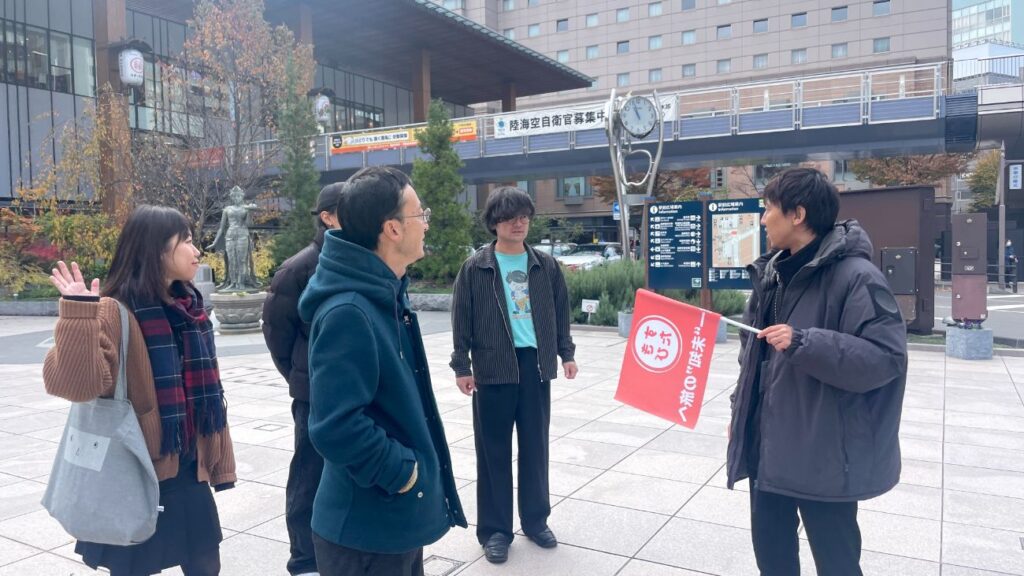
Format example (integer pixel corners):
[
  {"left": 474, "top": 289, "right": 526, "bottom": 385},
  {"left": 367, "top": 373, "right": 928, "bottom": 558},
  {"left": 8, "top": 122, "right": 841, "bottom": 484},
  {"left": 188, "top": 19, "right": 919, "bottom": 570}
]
[{"left": 997, "top": 143, "right": 1006, "bottom": 288}]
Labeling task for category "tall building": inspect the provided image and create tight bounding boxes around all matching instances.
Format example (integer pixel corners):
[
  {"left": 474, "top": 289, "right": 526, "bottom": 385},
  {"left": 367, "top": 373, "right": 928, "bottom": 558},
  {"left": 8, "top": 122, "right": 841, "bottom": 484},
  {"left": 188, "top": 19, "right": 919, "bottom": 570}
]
[
  {"left": 440, "top": 0, "right": 949, "bottom": 109},
  {"left": 437, "top": 0, "right": 951, "bottom": 239},
  {"left": 952, "top": 0, "right": 1023, "bottom": 48}
]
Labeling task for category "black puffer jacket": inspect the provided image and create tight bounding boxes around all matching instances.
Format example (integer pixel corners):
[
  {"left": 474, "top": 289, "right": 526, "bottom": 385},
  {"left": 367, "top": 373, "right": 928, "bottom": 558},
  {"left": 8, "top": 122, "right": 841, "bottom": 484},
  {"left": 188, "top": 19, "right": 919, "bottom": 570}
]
[
  {"left": 261, "top": 235, "right": 323, "bottom": 402},
  {"left": 726, "top": 220, "right": 908, "bottom": 502}
]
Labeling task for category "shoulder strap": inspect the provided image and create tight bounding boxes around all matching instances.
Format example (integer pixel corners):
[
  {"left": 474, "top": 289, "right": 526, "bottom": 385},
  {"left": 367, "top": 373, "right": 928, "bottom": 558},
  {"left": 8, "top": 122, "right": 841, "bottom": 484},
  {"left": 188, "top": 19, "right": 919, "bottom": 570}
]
[{"left": 114, "top": 302, "right": 130, "bottom": 402}]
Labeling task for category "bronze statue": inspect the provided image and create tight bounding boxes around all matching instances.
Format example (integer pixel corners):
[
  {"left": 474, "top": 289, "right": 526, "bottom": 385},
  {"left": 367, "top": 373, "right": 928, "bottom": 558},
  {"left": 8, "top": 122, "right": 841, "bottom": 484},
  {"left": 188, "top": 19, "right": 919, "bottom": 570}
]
[{"left": 207, "top": 186, "right": 260, "bottom": 291}]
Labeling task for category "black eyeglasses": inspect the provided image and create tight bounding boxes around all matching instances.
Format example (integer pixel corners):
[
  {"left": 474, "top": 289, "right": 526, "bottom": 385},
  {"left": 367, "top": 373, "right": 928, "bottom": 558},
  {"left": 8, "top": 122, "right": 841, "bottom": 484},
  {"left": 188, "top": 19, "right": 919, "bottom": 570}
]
[{"left": 395, "top": 207, "right": 431, "bottom": 224}]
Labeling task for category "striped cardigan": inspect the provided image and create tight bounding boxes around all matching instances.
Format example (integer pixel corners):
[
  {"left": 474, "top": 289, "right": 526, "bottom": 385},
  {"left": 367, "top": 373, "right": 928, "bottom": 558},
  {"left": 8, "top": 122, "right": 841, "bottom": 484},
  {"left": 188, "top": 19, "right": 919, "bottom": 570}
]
[
  {"left": 42, "top": 297, "right": 236, "bottom": 487},
  {"left": 449, "top": 242, "right": 575, "bottom": 385}
]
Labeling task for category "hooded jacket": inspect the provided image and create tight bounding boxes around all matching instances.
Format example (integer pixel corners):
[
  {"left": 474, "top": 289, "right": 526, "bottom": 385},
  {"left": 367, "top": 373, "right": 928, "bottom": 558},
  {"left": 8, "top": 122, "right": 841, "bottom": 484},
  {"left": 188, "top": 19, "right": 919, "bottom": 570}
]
[
  {"left": 726, "top": 220, "right": 908, "bottom": 502},
  {"left": 297, "top": 230, "right": 467, "bottom": 554}
]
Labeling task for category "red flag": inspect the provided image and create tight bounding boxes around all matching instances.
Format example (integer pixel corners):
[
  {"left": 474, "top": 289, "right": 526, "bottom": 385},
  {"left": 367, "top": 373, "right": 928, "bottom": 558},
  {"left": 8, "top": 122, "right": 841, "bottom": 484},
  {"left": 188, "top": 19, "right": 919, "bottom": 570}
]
[{"left": 615, "top": 289, "right": 720, "bottom": 429}]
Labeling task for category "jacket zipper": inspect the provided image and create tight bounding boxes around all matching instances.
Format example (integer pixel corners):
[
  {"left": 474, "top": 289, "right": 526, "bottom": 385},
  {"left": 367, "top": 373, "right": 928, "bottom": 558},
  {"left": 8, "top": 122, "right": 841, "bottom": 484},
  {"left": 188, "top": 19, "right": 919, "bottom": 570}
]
[
  {"left": 526, "top": 260, "right": 543, "bottom": 379},
  {"left": 392, "top": 286, "right": 404, "bottom": 360},
  {"left": 491, "top": 275, "right": 519, "bottom": 383}
]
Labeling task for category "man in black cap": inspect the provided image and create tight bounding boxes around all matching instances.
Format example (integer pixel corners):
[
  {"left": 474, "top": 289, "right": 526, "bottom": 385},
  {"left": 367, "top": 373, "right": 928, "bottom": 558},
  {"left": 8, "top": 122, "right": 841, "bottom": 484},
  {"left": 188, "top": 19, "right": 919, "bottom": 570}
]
[{"left": 262, "top": 182, "right": 345, "bottom": 576}]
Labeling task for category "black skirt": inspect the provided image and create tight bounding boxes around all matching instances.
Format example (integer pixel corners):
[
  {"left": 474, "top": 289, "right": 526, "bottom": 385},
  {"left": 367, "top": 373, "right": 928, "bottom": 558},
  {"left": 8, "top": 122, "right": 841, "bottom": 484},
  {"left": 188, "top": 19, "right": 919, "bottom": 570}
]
[{"left": 75, "top": 460, "right": 223, "bottom": 576}]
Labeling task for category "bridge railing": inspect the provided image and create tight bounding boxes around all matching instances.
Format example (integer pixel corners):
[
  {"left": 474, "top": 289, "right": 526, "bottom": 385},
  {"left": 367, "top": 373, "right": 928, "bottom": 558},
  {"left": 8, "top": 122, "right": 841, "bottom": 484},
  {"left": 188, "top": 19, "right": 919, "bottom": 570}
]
[
  {"left": 953, "top": 55, "right": 1024, "bottom": 91},
  {"left": 249, "top": 62, "right": 948, "bottom": 171}
]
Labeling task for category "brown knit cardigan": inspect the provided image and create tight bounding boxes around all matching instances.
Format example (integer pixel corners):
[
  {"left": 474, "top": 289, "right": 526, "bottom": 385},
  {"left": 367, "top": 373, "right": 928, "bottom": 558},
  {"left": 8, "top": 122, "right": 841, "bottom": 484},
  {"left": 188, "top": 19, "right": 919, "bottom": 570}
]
[{"left": 42, "top": 297, "right": 236, "bottom": 486}]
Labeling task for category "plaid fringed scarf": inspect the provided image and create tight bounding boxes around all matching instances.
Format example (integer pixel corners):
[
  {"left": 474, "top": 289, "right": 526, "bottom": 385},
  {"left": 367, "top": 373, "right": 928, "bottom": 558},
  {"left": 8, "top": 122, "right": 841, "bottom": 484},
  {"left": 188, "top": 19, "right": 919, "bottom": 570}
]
[{"left": 132, "top": 286, "right": 226, "bottom": 456}]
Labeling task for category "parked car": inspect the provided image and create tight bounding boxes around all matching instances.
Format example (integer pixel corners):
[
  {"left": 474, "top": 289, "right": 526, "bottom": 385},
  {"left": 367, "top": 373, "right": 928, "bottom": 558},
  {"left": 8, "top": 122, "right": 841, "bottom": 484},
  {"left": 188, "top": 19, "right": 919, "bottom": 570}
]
[
  {"left": 532, "top": 241, "right": 577, "bottom": 258},
  {"left": 556, "top": 243, "right": 623, "bottom": 271}
]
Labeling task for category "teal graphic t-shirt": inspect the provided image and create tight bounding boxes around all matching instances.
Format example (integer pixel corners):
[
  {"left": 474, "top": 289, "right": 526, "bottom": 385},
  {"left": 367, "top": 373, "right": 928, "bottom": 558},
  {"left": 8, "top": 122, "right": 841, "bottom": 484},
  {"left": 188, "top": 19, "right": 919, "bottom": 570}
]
[{"left": 494, "top": 251, "right": 537, "bottom": 349}]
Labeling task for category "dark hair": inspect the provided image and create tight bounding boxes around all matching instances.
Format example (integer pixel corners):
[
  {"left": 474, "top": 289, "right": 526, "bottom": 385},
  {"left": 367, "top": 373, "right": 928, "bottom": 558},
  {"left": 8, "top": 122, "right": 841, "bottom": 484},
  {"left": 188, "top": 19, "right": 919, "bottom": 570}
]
[
  {"left": 762, "top": 167, "right": 840, "bottom": 237},
  {"left": 483, "top": 186, "right": 535, "bottom": 235},
  {"left": 338, "top": 166, "right": 411, "bottom": 251},
  {"left": 102, "top": 205, "right": 193, "bottom": 304}
]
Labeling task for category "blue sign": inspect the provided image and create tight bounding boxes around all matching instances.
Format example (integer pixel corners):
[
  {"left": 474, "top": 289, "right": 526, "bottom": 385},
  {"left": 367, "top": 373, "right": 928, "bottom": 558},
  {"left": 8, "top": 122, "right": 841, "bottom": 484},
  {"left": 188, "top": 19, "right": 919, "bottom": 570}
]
[
  {"left": 646, "top": 201, "right": 704, "bottom": 290},
  {"left": 704, "top": 198, "right": 766, "bottom": 289}
]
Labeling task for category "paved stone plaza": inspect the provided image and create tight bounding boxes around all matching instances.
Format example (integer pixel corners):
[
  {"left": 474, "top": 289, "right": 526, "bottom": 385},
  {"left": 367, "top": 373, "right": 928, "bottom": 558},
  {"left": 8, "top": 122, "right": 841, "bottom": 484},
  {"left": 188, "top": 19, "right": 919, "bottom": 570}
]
[{"left": 0, "top": 319, "right": 1023, "bottom": 575}]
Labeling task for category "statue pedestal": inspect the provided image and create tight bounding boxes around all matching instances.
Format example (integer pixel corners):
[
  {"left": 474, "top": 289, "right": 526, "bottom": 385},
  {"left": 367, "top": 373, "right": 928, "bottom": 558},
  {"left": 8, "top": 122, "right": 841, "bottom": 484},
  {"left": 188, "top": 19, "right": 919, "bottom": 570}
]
[
  {"left": 194, "top": 265, "right": 216, "bottom": 315},
  {"left": 210, "top": 291, "right": 267, "bottom": 334},
  {"left": 945, "top": 327, "right": 993, "bottom": 360}
]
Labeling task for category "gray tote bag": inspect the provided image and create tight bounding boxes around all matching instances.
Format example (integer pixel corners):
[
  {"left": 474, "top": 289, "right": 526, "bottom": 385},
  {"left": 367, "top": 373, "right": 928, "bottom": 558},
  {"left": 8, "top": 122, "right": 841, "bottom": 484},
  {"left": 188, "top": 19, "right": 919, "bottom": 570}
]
[{"left": 42, "top": 301, "right": 161, "bottom": 546}]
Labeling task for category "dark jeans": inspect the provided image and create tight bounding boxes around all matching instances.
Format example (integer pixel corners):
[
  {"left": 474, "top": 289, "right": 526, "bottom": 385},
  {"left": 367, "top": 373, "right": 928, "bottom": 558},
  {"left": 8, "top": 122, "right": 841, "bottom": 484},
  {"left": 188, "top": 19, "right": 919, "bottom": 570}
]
[
  {"left": 473, "top": 347, "right": 551, "bottom": 544},
  {"left": 749, "top": 487, "right": 863, "bottom": 576},
  {"left": 287, "top": 400, "right": 325, "bottom": 575},
  {"left": 312, "top": 533, "right": 423, "bottom": 576}
]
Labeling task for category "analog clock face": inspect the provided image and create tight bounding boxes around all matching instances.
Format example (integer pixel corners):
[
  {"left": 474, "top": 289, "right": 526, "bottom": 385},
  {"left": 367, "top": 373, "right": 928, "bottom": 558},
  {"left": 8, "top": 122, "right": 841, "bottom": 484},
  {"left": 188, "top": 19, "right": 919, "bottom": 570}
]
[{"left": 619, "top": 96, "right": 658, "bottom": 138}]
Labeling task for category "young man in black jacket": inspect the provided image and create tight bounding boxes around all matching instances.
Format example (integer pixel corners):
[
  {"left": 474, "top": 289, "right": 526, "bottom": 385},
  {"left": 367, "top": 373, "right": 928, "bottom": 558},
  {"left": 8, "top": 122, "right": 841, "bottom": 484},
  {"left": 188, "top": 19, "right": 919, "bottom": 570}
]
[
  {"left": 726, "top": 168, "right": 907, "bottom": 575},
  {"left": 450, "top": 186, "right": 577, "bottom": 564},
  {"left": 261, "top": 182, "right": 344, "bottom": 576}
]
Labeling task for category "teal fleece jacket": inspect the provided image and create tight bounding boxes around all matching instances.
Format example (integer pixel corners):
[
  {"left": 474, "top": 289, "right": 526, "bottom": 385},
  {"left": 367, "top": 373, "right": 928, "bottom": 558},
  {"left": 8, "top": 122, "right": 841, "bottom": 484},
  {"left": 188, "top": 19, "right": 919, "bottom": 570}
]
[{"left": 298, "top": 230, "right": 467, "bottom": 553}]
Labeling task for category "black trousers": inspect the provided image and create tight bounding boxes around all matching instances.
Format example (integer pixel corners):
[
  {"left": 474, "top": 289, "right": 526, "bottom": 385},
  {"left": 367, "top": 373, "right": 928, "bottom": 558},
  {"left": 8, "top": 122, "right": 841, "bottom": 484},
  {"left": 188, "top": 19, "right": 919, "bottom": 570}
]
[
  {"left": 286, "top": 400, "right": 325, "bottom": 575},
  {"left": 749, "top": 487, "right": 863, "bottom": 576},
  {"left": 473, "top": 347, "right": 551, "bottom": 544},
  {"left": 312, "top": 533, "right": 423, "bottom": 576}
]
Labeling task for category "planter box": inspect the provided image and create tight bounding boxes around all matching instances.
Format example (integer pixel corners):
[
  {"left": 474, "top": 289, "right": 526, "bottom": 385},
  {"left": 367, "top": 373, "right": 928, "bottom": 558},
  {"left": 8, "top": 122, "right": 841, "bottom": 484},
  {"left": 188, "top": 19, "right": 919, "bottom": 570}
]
[
  {"left": 0, "top": 300, "right": 59, "bottom": 316},
  {"left": 946, "top": 327, "right": 993, "bottom": 360},
  {"left": 409, "top": 293, "right": 452, "bottom": 312}
]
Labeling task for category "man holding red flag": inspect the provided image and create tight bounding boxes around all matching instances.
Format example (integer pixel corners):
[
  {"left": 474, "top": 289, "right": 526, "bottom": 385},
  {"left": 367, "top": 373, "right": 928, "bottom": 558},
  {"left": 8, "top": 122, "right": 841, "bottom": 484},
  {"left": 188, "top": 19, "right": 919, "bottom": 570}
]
[{"left": 726, "top": 167, "right": 907, "bottom": 576}]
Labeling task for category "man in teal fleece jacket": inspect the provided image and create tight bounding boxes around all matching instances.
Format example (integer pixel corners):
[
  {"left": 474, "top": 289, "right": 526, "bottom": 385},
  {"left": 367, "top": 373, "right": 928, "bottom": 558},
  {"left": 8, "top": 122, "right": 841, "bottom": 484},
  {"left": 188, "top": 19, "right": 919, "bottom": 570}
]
[{"left": 298, "top": 166, "right": 466, "bottom": 576}]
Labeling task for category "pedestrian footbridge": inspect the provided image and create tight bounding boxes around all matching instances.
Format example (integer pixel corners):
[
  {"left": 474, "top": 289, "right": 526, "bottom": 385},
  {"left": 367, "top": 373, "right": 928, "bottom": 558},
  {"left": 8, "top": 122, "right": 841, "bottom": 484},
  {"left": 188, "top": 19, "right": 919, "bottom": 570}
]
[{"left": 256, "top": 62, "right": 985, "bottom": 182}]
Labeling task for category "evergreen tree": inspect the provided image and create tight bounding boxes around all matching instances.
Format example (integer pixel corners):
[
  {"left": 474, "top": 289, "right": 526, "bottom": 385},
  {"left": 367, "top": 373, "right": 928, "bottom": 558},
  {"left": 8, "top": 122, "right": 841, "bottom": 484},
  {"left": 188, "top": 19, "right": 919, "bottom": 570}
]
[
  {"left": 412, "top": 100, "right": 473, "bottom": 282},
  {"left": 271, "top": 57, "right": 321, "bottom": 268}
]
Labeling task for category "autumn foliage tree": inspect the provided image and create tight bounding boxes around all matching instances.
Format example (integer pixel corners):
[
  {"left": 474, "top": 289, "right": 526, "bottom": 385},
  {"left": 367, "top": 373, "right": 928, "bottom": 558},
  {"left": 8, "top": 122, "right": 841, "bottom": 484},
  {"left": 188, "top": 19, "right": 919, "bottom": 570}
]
[
  {"left": 137, "top": 0, "right": 314, "bottom": 234},
  {"left": 849, "top": 154, "right": 972, "bottom": 187},
  {"left": 968, "top": 150, "right": 1001, "bottom": 211},
  {"left": 590, "top": 168, "right": 712, "bottom": 205}
]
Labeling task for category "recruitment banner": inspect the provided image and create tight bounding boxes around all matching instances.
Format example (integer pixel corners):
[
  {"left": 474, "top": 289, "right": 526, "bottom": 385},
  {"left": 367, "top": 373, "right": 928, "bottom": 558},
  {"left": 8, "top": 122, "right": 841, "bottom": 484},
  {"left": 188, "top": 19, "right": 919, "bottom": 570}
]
[
  {"left": 329, "top": 120, "right": 477, "bottom": 155},
  {"left": 615, "top": 289, "right": 719, "bottom": 428},
  {"left": 493, "top": 96, "right": 677, "bottom": 139}
]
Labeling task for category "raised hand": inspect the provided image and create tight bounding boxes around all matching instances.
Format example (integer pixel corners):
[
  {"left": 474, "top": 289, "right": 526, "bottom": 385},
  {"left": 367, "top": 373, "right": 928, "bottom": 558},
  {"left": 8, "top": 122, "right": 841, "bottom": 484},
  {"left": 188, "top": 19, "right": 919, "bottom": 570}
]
[{"left": 49, "top": 261, "right": 100, "bottom": 297}]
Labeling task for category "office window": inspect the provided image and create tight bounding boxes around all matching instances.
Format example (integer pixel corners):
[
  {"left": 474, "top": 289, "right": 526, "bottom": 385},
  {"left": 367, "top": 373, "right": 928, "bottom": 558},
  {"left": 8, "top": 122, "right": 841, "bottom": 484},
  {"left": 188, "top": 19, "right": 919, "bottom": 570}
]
[
  {"left": 682, "top": 30, "right": 696, "bottom": 45},
  {"left": 528, "top": 0, "right": 540, "bottom": 5},
  {"left": 711, "top": 167, "right": 727, "bottom": 189},
  {"left": 72, "top": 37, "right": 95, "bottom": 97},
  {"left": 717, "top": 24, "right": 732, "bottom": 40},
  {"left": 832, "top": 6, "right": 848, "bottom": 22},
  {"left": 528, "top": 23, "right": 540, "bottom": 37},
  {"left": 503, "top": 0, "right": 514, "bottom": 10},
  {"left": 791, "top": 48, "right": 807, "bottom": 64},
  {"left": 792, "top": 12, "right": 807, "bottom": 27},
  {"left": 831, "top": 43, "right": 848, "bottom": 58},
  {"left": 590, "top": 77, "right": 600, "bottom": 90},
  {"left": 617, "top": 40, "right": 630, "bottom": 54},
  {"left": 717, "top": 59, "right": 731, "bottom": 74},
  {"left": 586, "top": 13, "right": 599, "bottom": 27},
  {"left": 682, "top": 0, "right": 696, "bottom": 9},
  {"left": 617, "top": 72, "right": 630, "bottom": 87},
  {"left": 503, "top": 28, "right": 516, "bottom": 39},
  {"left": 873, "top": 0, "right": 891, "bottom": 16},
  {"left": 873, "top": 37, "right": 890, "bottom": 53},
  {"left": 649, "top": 35, "right": 663, "bottom": 50},
  {"left": 753, "top": 18, "right": 768, "bottom": 33},
  {"left": 717, "top": 0, "right": 730, "bottom": 4},
  {"left": 556, "top": 19, "right": 569, "bottom": 32},
  {"left": 586, "top": 45, "right": 599, "bottom": 59},
  {"left": 649, "top": 2, "right": 663, "bottom": 16},
  {"left": 556, "top": 50, "right": 569, "bottom": 63},
  {"left": 682, "top": 63, "right": 697, "bottom": 77},
  {"left": 753, "top": 53, "right": 768, "bottom": 69},
  {"left": 617, "top": 8, "right": 630, "bottom": 22},
  {"left": 49, "top": 33, "right": 73, "bottom": 93},
  {"left": 442, "top": 0, "right": 464, "bottom": 9},
  {"left": 649, "top": 68, "right": 663, "bottom": 83},
  {"left": 558, "top": 176, "right": 590, "bottom": 198}
]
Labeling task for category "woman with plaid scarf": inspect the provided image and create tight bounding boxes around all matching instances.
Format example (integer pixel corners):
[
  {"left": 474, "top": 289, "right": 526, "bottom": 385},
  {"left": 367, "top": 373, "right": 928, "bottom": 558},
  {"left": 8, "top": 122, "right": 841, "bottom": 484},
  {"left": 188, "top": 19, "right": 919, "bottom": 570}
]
[{"left": 43, "top": 205, "right": 236, "bottom": 576}]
